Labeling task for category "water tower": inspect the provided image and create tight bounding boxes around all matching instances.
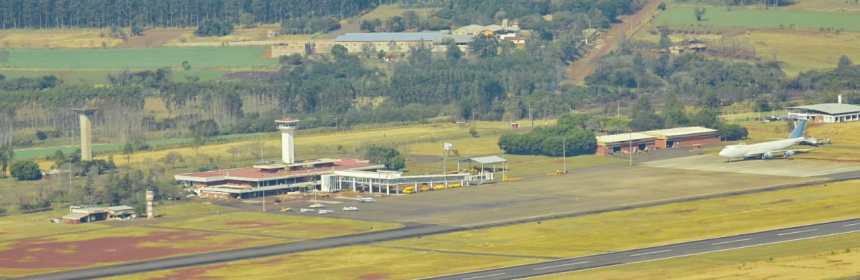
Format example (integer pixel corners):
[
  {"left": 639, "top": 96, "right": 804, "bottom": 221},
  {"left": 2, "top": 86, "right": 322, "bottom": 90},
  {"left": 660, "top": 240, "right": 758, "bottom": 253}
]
[
  {"left": 276, "top": 118, "right": 300, "bottom": 164},
  {"left": 72, "top": 108, "right": 96, "bottom": 161}
]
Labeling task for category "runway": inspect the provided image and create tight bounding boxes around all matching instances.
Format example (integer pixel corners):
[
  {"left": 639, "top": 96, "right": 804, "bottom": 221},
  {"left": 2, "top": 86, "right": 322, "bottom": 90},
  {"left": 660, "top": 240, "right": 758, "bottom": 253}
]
[{"left": 426, "top": 218, "right": 860, "bottom": 280}]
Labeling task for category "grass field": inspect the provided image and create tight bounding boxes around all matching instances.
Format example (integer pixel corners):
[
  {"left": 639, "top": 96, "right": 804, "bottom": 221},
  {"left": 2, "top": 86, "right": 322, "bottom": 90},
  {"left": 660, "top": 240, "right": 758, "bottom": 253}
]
[
  {"left": 0, "top": 46, "right": 277, "bottom": 83},
  {"left": 641, "top": 1, "right": 860, "bottom": 75},
  {"left": 92, "top": 122, "right": 513, "bottom": 169},
  {"left": 537, "top": 232, "right": 860, "bottom": 280},
  {"left": 108, "top": 180, "right": 860, "bottom": 280},
  {"left": 747, "top": 30, "right": 860, "bottom": 75},
  {"left": 0, "top": 28, "right": 123, "bottom": 48},
  {"left": 655, "top": 4, "right": 860, "bottom": 31},
  {"left": 0, "top": 47, "right": 276, "bottom": 69},
  {"left": 359, "top": 4, "right": 438, "bottom": 21},
  {"left": 0, "top": 201, "right": 401, "bottom": 277}
]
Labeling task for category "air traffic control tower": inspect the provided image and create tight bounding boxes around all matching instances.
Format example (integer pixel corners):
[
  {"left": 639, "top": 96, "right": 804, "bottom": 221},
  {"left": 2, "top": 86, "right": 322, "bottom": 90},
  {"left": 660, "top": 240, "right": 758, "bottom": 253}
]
[
  {"left": 276, "top": 118, "right": 299, "bottom": 164},
  {"left": 72, "top": 108, "right": 96, "bottom": 161}
]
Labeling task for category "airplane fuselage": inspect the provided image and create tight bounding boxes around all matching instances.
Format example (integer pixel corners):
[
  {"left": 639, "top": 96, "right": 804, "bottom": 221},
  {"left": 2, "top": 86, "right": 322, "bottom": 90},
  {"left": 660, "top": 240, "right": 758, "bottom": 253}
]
[{"left": 718, "top": 137, "right": 804, "bottom": 160}]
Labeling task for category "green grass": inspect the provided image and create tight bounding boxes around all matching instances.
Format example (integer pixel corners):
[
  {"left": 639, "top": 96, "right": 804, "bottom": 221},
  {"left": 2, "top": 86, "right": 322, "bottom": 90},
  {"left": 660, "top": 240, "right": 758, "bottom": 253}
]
[
  {"left": 107, "top": 180, "right": 860, "bottom": 280},
  {"left": 0, "top": 47, "right": 276, "bottom": 70},
  {"left": 656, "top": 4, "right": 860, "bottom": 31},
  {"left": 537, "top": 232, "right": 860, "bottom": 280}
]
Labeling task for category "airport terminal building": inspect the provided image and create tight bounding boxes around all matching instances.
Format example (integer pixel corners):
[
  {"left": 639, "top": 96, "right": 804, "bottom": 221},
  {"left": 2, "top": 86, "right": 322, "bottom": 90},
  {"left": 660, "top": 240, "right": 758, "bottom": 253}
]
[
  {"left": 596, "top": 126, "right": 720, "bottom": 156},
  {"left": 175, "top": 118, "right": 504, "bottom": 199}
]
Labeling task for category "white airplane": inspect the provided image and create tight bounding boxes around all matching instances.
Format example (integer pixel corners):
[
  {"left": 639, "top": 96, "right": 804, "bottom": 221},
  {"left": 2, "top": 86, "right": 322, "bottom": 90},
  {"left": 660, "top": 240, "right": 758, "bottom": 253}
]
[{"left": 719, "top": 119, "right": 810, "bottom": 161}]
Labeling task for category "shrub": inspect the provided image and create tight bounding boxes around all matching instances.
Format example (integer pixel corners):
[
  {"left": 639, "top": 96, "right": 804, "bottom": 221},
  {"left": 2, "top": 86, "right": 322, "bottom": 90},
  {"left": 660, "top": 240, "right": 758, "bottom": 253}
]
[
  {"left": 195, "top": 19, "right": 234, "bottom": 37},
  {"left": 365, "top": 145, "right": 406, "bottom": 170},
  {"left": 719, "top": 123, "right": 749, "bottom": 141},
  {"left": 10, "top": 160, "right": 42, "bottom": 181}
]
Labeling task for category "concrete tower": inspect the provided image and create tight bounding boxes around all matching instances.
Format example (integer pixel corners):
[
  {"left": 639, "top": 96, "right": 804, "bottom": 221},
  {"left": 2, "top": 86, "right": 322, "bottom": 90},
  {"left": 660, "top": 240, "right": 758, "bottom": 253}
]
[
  {"left": 276, "top": 118, "right": 300, "bottom": 164},
  {"left": 73, "top": 109, "right": 96, "bottom": 161},
  {"left": 145, "top": 190, "right": 154, "bottom": 219}
]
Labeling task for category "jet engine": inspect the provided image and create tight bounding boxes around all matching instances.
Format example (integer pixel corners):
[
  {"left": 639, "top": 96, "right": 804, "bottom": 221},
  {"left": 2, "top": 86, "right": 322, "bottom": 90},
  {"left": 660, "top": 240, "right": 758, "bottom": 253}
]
[
  {"left": 761, "top": 152, "right": 774, "bottom": 160},
  {"left": 784, "top": 151, "right": 795, "bottom": 158}
]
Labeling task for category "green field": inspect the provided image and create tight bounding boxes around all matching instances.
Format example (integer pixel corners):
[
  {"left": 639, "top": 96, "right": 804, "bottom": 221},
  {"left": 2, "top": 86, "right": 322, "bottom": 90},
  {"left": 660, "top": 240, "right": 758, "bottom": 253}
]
[
  {"left": 656, "top": 5, "right": 860, "bottom": 31},
  {"left": 537, "top": 232, "right": 860, "bottom": 280},
  {"left": 0, "top": 47, "right": 277, "bottom": 83},
  {"left": 0, "top": 47, "right": 276, "bottom": 69}
]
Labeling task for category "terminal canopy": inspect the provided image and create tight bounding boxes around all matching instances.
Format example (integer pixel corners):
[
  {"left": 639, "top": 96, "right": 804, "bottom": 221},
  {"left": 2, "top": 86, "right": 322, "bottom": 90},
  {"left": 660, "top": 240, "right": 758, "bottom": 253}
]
[{"left": 470, "top": 156, "right": 507, "bottom": 165}]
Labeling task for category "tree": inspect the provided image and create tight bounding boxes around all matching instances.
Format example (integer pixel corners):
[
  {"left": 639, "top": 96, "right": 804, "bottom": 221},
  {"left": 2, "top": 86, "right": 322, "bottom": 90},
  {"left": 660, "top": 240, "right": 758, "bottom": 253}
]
[
  {"left": 629, "top": 97, "right": 665, "bottom": 131},
  {"left": 838, "top": 55, "right": 853, "bottom": 70},
  {"left": 10, "top": 160, "right": 41, "bottom": 181},
  {"left": 444, "top": 39, "right": 463, "bottom": 62},
  {"left": 0, "top": 145, "right": 13, "bottom": 177},
  {"left": 469, "top": 35, "right": 498, "bottom": 58},
  {"left": 384, "top": 16, "right": 406, "bottom": 32},
  {"left": 123, "top": 142, "right": 134, "bottom": 165},
  {"left": 131, "top": 22, "right": 144, "bottom": 36},
  {"left": 658, "top": 27, "right": 672, "bottom": 49},
  {"left": 403, "top": 11, "right": 420, "bottom": 30},
  {"left": 719, "top": 123, "right": 748, "bottom": 141},
  {"left": 658, "top": 2, "right": 667, "bottom": 11},
  {"left": 754, "top": 98, "right": 772, "bottom": 112},
  {"left": 662, "top": 93, "right": 688, "bottom": 127},
  {"left": 331, "top": 44, "right": 349, "bottom": 59},
  {"left": 694, "top": 7, "right": 707, "bottom": 21},
  {"left": 360, "top": 19, "right": 382, "bottom": 32},
  {"left": 365, "top": 145, "right": 406, "bottom": 170},
  {"left": 195, "top": 19, "right": 233, "bottom": 37}
]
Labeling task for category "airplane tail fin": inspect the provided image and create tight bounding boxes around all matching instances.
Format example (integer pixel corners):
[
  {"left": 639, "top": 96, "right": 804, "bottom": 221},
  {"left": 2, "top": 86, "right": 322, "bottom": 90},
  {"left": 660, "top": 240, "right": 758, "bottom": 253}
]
[{"left": 789, "top": 119, "right": 807, "bottom": 138}]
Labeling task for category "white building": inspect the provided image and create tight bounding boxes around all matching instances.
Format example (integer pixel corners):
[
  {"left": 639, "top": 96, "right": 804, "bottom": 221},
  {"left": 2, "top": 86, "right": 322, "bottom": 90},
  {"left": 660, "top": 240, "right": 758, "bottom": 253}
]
[{"left": 788, "top": 103, "right": 860, "bottom": 123}]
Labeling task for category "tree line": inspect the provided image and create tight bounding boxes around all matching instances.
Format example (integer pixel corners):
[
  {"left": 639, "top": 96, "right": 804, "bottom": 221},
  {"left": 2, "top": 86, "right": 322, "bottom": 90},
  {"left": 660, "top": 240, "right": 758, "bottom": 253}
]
[
  {"left": 498, "top": 113, "right": 597, "bottom": 157},
  {"left": 0, "top": 0, "right": 382, "bottom": 29}
]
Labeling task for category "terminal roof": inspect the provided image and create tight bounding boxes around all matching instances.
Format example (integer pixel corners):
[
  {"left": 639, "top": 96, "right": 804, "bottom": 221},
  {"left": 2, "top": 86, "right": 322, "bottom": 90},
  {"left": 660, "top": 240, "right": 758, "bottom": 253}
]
[{"left": 470, "top": 155, "right": 507, "bottom": 165}]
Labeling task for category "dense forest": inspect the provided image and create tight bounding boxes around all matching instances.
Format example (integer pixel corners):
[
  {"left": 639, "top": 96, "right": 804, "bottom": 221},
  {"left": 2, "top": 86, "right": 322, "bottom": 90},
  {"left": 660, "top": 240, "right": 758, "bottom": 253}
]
[{"left": 0, "top": 0, "right": 381, "bottom": 28}]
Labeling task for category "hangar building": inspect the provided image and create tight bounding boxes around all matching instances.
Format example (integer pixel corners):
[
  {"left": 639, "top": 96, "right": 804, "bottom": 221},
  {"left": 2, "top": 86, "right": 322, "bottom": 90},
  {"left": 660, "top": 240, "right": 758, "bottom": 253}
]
[
  {"left": 788, "top": 103, "right": 860, "bottom": 123},
  {"left": 596, "top": 126, "right": 719, "bottom": 156}
]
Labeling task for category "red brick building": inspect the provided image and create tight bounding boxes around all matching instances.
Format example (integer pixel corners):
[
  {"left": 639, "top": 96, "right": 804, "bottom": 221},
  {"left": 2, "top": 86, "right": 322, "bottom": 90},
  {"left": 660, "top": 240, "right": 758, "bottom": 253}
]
[
  {"left": 596, "top": 132, "right": 656, "bottom": 156},
  {"left": 596, "top": 127, "right": 720, "bottom": 156},
  {"left": 645, "top": 127, "right": 720, "bottom": 150}
]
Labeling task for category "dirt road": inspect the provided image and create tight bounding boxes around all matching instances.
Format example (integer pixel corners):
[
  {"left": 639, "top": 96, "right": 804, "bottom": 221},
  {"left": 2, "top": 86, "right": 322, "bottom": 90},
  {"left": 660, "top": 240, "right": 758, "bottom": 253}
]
[{"left": 566, "top": 0, "right": 662, "bottom": 84}]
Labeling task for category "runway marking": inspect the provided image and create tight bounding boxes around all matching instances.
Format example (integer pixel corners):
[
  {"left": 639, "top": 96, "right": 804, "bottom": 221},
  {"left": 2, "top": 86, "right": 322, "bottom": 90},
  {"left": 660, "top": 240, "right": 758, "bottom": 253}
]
[
  {"left": 777, "top": 229, "right": 818, "bottom": 236},
  {"left": 533, "top": 261, "right": 590, "bottom": 271},
  {"left": 844, "top": 223, "right": 860, "bottom": 227},
  {"left": 463, "top": 272, "right": 506, "bottom": 280},
  {"left": 629, "top": 249, "right": 671, "bottom": 257},
  {"left": 711, "top": 238, "right": 752, "bottom": 246}
]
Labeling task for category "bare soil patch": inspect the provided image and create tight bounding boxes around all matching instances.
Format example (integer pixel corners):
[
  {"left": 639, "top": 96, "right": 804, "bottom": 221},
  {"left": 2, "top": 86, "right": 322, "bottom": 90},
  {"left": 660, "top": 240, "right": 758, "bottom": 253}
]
[
  {"left": 120, "top": 29, "right": 184, "bottom": 48},
  {"left": 0, "top": 231, "right": 220, "bottom": 270}
]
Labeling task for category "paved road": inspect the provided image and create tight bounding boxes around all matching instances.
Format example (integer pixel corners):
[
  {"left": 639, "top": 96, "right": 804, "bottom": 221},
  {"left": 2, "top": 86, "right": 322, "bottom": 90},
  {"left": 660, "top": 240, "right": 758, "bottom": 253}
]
[{"left": 426, "top": 218, "right": 860, "bottom": 280}]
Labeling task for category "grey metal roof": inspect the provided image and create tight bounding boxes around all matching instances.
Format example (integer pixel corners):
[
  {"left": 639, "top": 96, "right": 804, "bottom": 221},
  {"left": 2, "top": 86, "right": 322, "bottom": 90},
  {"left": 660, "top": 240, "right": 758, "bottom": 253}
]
[
  {"left": 470, "top": 156, "right": 507, "bottom": 165},
  {"left": 597, "top": 132, "right": 655, "bottom": 144},
  {"left": 789, "top": 103, "right": 860, "bottom": 115},
  {"left": 644, "top": 127, "right": 718, "bottom": 138},
  {"left": 335, "top": 32, "right": 473, "bottom": 44}
]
